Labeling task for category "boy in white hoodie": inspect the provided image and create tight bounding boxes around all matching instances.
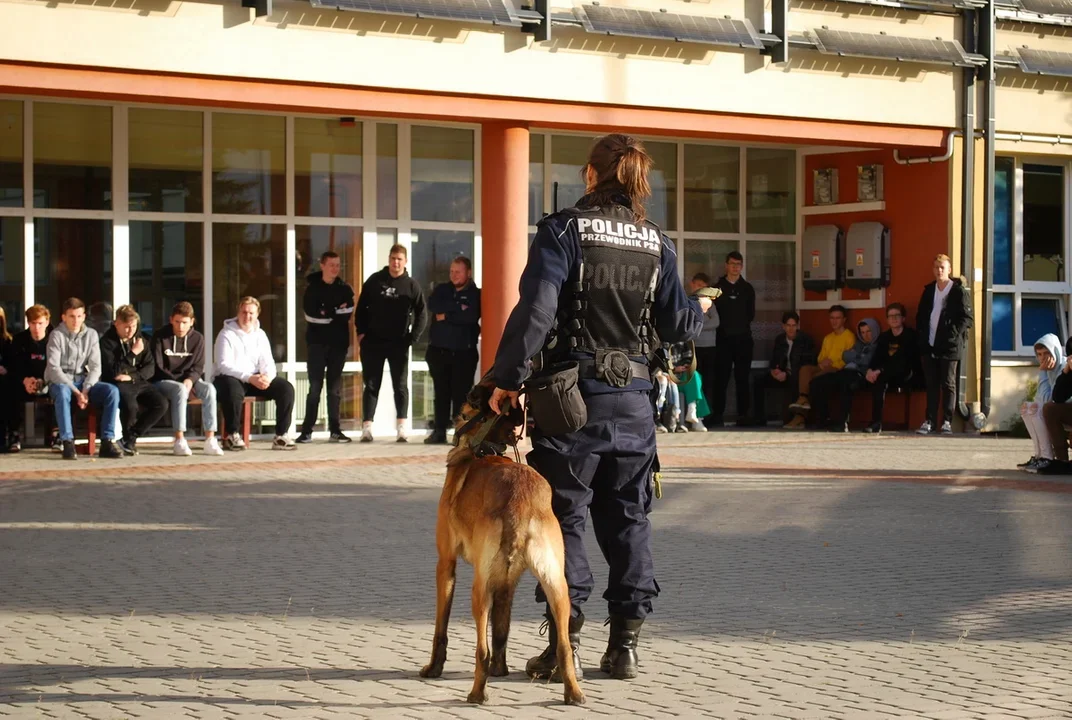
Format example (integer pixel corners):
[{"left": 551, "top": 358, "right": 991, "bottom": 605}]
[{"left": 213, "top": 297, "right": 296, "bottom": 450}]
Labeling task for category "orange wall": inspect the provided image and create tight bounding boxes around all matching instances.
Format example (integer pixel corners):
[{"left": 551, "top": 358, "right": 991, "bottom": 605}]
[{"left": 801, "top": 149, "right": 951, "bottom": 425}]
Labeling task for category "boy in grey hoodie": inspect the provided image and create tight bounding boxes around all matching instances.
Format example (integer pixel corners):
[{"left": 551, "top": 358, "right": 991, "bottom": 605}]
[
  {"left": 808, "top": 318, "right": 881, "bottom": 432},
  {"left": 45, "top": 297, "right": 123, "bottom": 460}
]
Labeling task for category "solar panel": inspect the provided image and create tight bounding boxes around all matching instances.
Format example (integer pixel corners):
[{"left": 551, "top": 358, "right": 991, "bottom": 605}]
[
  {"left": 575, "top": 4, "right": 762, "bottom": 49},
  {"left": 308, "top": 0, "right": 521, "bottom": 26},
  {"left": 1017, "top": 47, "right": 1072, "bottom": 77},
  {"left": 812, "top": 28, "right": 974, "bottom": 66},
  {"left": 1019, "top": 0, "right": 1072, "bottom": 14}
]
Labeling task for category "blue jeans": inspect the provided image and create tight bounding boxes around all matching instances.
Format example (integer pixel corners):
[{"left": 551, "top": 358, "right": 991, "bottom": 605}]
[
  {"left": 154, "top": 379, "right": 218, "bottom": 433},
  {"left": 49, "top": 380, "right": 119, "bottom": 441}
]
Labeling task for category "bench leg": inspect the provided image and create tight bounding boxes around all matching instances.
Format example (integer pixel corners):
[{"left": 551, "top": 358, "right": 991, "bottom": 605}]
[
  {"left": 86, "top": 411, "right": 97, "bottom": 457},
  {"left": 242, "top": 402, "right": 252, "bottom": 447}
]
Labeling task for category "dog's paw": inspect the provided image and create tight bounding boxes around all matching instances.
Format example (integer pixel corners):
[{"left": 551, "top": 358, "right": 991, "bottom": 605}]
[
  {"left": 564, "top": 689, "right": 586, "bottom": 706},
  {"left": 466, "top": 689, "right": 488, "bottom": 705},
  {"left": 419, "top": 663, "right": 444, "bottom": 679}
]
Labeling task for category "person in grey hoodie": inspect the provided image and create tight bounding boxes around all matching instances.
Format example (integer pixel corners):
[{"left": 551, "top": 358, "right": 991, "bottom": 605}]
[
  {"left": 808, "top": 318, "right": 881, "bottom": 432},
  {"left": 689, "top": 273, "right": 719, "bottom": 432},
  {"left": 1016, "top": 334, "right": 1066, "bottom": 474},
  {"left": 45, "top": 297, "right": 123, "bottom": 460}
]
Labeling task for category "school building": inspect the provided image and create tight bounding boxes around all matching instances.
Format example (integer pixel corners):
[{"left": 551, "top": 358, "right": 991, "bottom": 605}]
[{"left": 1, "top": 0, "right": 1070, "bottom": 434}]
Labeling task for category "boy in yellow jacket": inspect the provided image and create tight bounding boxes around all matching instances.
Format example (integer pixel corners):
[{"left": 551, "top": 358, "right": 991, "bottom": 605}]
[{"left": 784, "top": 305, "right": 854, "bottom": 429}]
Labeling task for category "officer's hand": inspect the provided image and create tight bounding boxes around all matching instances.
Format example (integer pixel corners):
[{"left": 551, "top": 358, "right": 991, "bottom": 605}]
[
  {"left": 489, "top": 388, "right": 519, "bottom": 415},
  {"left": 698, "top": 296, "right": 713, "bottom": 313}
]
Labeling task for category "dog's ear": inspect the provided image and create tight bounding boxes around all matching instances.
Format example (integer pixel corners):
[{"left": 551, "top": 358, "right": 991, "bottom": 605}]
[{"left": 465, "top": 382, "right": 493, "bottom": 413}]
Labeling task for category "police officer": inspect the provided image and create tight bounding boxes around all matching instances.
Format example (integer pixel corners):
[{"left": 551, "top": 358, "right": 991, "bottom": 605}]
[{"left": 489, "top": 134, "right": 708, "bottom": 681}]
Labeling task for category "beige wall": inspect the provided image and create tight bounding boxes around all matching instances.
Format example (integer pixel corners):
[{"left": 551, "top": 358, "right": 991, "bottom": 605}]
[{"left": 989, "top": 365, "right": 1037, "bottom": 432}]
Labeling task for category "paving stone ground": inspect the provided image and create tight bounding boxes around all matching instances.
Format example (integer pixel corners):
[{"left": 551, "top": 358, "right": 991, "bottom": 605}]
[{"left": 2, "top": 430, "right": 1072, "bottom": 719}]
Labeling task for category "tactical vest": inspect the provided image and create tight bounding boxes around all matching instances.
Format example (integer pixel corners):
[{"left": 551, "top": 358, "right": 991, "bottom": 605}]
[{"left": 552, "top": 203, "right": 662, "bottom": 358}]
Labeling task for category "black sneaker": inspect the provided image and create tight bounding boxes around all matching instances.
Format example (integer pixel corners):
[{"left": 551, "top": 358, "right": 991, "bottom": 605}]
[
  {"left": 117, "top": 437, "right": 138, "bottom": 456},
  {"left": 863, "top": 423, "right": 882, "bottom": 434},
  {"left": 51, "top": 432, "right": 63, "bottom": 452},
  {"left": 62, "top": 440, "right": 77, "bottom": 460},
  {"left": 424, "top": 431, "right": 448, "bottom": 445},
  {"left": 1016, "top": 456, "right": 1038, "bottom": 470},
  {"left": 329, "top": 432, "right": 353, "bottom": 444},
  {"left": 829, "top": 423, "right": 849, "bottom": 433},
  {"left": 99, "top": 440, "right": 125, "bottom": 459},
  {"left": 1036, "top": 459, "right": 1072, "bottom": 476},
  {"left": 7, "top": 434, "right": 21, "bottom": 453},
  {"left": 296, "top": 432, "right": 314, "bottom": 444}
]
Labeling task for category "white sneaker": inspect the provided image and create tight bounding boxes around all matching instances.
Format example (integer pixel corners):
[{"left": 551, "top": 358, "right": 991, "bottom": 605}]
[
  {"left": 273, "top": 435, "right": 297, "bottom": 451},
  {"left": 173, "top": 438, "right": 193, "bottom": 457},
  {"left": 940, "top": 421, "right": 953, "bottom": 435},
  {"left": 203, "top": 437, "right": 224, "bottom": 456},
  {"left": 396, "top": 425, "right": 408, "bottom": 443},
  {"left": 916, "top": 421, "right": 933, "bottom": 435},
  {"left": 224, "top": 432, "right": 246, "bottom": 451},
  {"left": 360, "top": 425, "right": 374, "bottom": 443}
]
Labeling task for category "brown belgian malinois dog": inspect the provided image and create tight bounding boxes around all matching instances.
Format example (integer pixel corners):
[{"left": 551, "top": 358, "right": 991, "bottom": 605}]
[{"left": 419, "top": 380, "right": 586, "bottom": 706}]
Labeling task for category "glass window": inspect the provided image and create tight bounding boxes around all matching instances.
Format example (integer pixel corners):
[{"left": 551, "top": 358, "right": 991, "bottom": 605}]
[
  {"left": 746, "top": 148, "right": 795, "bottom": 235},
  {"left": 647, "top": 141, "right": 677, "bottom": 232},
  {"left": 529, "top": 134, "right": 545, "bottom": 225},
  {"left": 211, "top": 113, "right": 285, "bottom": 215},
  {"left": 412, "top": 368, "right": 434, "bottom": 429},
  {"left": 34, "top": 103, "right": 111, "bottom": 211},
  {"left": 994, "top": 157, "right": 1014, "bottom": 286},
  {"left": 1022, "top": 164, "right": 1064, "bottom": 283},
  {"left": 684, "top": 145, "right": 739, "bottom": 233},
  {"left": 295, "top": 371, "right": 363, "bottom": 432},
  {"left": 34, "top": 219, "right": 113, "bottom": 331},
  {"left": 683, "top": 239, "right": 738, "bottom": 287},
  {"left": 212, "top": 223, "right": 287, "bottom": 363},
  {"left": 377, "top": 124, "right": 398, "bottom": 220},
  {"left": 551, "top": 135, "right": 592, "bottom": 212},
  {"left": 0, "top": 217, "right": 24, "bottom": 332},
  {"left": 1021, "top": 297, "right": 1063, "bottom": 347},
  {"left": 129, "top": 221, "right": 203, "bottom": 338},
  {"left": 992, "top": 293, "right": 1014, "bottom": 353},
  {"left": 295, "top": 117, "right": 362, "bottom": 218},
  {"left": 0, "top": 100, "right": 22, "bottom": 206},
  {"left": 129, "top": 108, "right": 203, "bottom": 213},
  {"left": 410, "top": 229, "right": 475, "bottom": 361},
  {"left": 746, "top": 241, "right": 796, "bottom": 362},
  {"left": 411, "top": 126, "right": 474, "bottom": 223},
  {"left": 296, "top": 225, "right": 362, "bottom": 362}
]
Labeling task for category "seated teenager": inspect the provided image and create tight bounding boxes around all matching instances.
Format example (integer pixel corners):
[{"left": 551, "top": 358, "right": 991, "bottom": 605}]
[
  {"left": 809, "top": 318, "right": 880, "bottom": 432},
  {"left": 1041, "top": 337, "right": 1072, "bottom": 475},
  {"left": 784, "top": 305, "right": 855, "bottom": 429},
  {"left": 1017, "top": 334, "right": 1065, "bottom": 473},
  {"left": 2, "top": 305, "right": 53, "bottom": 453},
  {"left": 863, "top": 303, "right": 921, "bottom": 434},
  {"left": 45, "top": 297, "right": 123, "bottom": 460},
  {"left": 213, "top": 296, "right": 296, "bottom": 451},
  {"left": 100, "top": 305, "right": 169, "bottom": 456},
  {"left": 153, "top": 302, "right": 223, "bottom": 457},
  {"left": 749, "top": 311, "right": 815, "bottom": 426},
  {"left": 0, "top": 307, "right": 12, "bottom": 452}
]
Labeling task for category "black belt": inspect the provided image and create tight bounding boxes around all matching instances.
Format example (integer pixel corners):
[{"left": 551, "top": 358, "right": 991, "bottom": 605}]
[{"left": 575, "top": 357, "right": 651, "bottom": 383}]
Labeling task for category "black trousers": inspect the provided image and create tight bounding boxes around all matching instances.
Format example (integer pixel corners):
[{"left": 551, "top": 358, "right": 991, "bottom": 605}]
[
  {"left": 750, "top": 372, "right": 794, "bottom": 424},
  {"left": 360, "top": 340, "right": 409, "bottom": 421},
  {"left": 528, "top": 391, "right": 658, "bottom": 620},
  {"left": 870, "top": 371, "right": 913, "bottom": 424},
  {"left": 214, "top": 375, "right": 295, "bottom": 437},
  {"left": 426, "top": 346, "right": 479, "bottom": 433},
  {"left": 115, "top": 381, "right": 169, "bottom": 440},
  {"left": 711, "top": 334, "right": 753, "bottom": 421},
  {"left": 922, "top": 356, "right": 958, "bottom": 426},
  {"left": 301, "top": 343, "right": 348, "bottom": 434},
  {"left": 694, "top": 346, "right": 718, "bottom": 417},
  {"left": 810, "top": 369, "right": 865, "bottom": 426}
]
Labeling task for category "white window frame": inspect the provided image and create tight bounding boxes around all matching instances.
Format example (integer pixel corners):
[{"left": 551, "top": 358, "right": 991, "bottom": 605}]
[{"left": 993, "top": 154, "right": 1071, "bottom": 357}]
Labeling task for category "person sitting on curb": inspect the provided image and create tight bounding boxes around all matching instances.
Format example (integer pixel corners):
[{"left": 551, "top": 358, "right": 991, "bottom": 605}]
[
  {"left": 153, "top": 302, "right": 224, "bottom": 457},
  {"left": 100, "top": 305, "right": 169, "bottom": 456},
  {"left": 863, "top": 303, "right": 920, "bottom": 434},
  {"left": 1041, "top": 337, "right": 1072, "bottom": 475},
  {"left": 808, "top": 318, "right": 881, "bottom": 432},
  {"left": 784, "top": 305, "right": 855, "bottom": 429},
  {"left": 45, "top": 297, "right": 124, "bottom": 460},
  {"left": 748, "top": 311, "right": 815, "bottom": 427},
  {"left": 213, "top": 296, "right": 296, "bottom": 451},
  {"left": 1017, "top": 334, "right": 1066, "bottom": 474}
]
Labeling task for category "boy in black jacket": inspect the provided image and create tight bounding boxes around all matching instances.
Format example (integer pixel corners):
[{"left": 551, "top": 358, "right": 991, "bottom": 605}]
[
  {"left": 863, "top": 302, "right": 920, "bottom": 434},
  {"left": 355, "top": 243, "right": 427, "bottom": 443},
  {"left": 100, "top": 305, "right": 168, "bottom": 455},
  {"left": 915, "top": 254, "right": 973, "bottom": 435},
  {"left": 2, "top": 305, "right": 52, "bottom": 452},
  {"left": 748, "top": 311, "right": 815, "bottom": 426},
  {"left": 153, "top": 302, "right": 223, "bottom": 457},
  {"left": 297, "top": 251, "right": 356, "bottom": 444},
  {"left": 711, "top": 251, "right": 756, "bottom": 426}
]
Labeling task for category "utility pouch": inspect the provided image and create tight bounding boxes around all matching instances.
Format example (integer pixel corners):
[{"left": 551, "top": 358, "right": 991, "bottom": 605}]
[{"left": 524, "top": 361, "right": 588, "bottom": 437}]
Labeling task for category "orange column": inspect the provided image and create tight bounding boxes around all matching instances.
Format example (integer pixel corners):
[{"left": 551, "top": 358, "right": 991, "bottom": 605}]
[{"left": 480, "top": 122, "right": 530, "bottom": 374}]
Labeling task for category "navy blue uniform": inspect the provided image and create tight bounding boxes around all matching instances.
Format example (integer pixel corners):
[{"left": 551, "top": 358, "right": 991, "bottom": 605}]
[
  {"left": 426, "top": 280, "right": 481, "bottom": 433},
  {"left": 494, "top": 200, "right": 703, "bottom": 620}
]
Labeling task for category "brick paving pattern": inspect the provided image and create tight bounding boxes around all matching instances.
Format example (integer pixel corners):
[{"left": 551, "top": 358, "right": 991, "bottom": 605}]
[{"left": 2, "top": 431, "right": 1071, "bottom": 719}]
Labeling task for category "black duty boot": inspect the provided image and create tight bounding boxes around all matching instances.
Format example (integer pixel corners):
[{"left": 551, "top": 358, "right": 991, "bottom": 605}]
[
  {"left": 600, "top": 616, "right": 643, "bottom": 680},
  {"left": 525, "top": 612, "right": 584, "bottom": 682}
]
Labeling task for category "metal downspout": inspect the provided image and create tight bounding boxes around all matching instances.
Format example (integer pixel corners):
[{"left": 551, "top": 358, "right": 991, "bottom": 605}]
[
  {"left": 980, "top": 0, "right": 996, "bottom": 421},
  {"left": 958, "top": 8, "right": 977, "bottom": 421}
]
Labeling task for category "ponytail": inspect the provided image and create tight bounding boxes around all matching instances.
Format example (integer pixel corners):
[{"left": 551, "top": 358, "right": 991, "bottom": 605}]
[{"left": 581, "top": 133, "right": 654, "bottom": 223}]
